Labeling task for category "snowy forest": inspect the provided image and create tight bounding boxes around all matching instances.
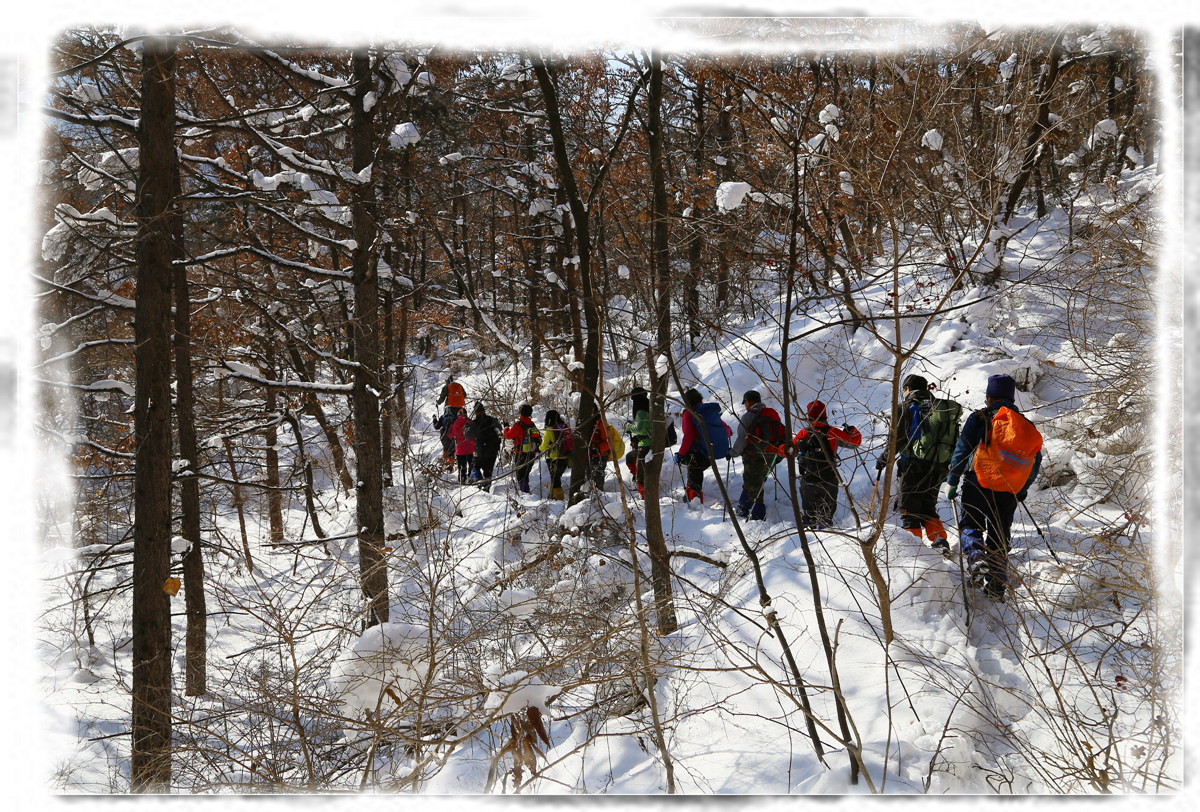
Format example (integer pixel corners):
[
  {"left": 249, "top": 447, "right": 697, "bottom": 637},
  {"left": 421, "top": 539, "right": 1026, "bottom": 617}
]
[{"left": 32, "top": 18, "right": 1184, "bottom": 796}]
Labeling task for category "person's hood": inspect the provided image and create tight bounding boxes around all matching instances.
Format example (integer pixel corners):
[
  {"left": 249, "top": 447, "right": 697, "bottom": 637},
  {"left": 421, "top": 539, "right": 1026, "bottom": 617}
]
[{"left": 806, "top": 399, "right": 827, "bottom": 421}]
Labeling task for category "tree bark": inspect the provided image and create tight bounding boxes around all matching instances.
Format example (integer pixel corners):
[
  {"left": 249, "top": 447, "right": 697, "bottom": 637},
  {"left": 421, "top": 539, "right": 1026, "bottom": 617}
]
[
  {"left": 349, "top": 49, "right": 388, "bottom": 626},
  {"left": 131, "top": 35, "right": 177, "bottom": 792},
  {"left": 532, "top": 55, "right": 603, "bottom": 504},
  {"left": 170, "top": 121, "right": 207, "bottom": 698},
  {"left": 642, "top": 53, "right": 678, "bottom": 636}
]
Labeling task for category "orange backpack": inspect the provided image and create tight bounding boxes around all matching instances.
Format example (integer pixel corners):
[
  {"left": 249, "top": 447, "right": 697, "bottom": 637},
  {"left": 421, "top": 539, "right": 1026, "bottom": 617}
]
[
  {"left": 446, "top": 382, "right": 465, "bottom": 408},
  {"left": 973, "top": 406, "right": 1042, "bottom": 493}
]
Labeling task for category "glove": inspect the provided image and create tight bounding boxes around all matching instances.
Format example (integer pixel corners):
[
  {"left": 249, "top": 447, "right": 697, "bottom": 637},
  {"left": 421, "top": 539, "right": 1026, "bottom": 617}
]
[
  {"left": 844, "top": 425, "right": 856, "bottom": 434},
  {"left": 946, "top": 485, "right": 958, "bottom": 501},
  {"left": 674, "top": 453, "right": 682, "bottom": 465},
  {"left": 1017, "top": 491, "right": 1027, "bottom": 503},
  {"left": 875, "top": 456, "right": 887, "bottom": 472}
]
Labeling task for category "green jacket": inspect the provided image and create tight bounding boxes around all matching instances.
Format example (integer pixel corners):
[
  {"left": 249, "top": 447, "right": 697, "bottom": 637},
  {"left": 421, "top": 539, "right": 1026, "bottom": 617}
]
[{"left": 626, "top": 409, "right": 652, "bottom": 449}]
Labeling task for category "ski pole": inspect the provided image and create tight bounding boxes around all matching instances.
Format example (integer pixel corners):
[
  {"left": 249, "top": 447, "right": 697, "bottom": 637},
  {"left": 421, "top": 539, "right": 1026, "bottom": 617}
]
[
  {"left": 950, "top": 497, "right": 971, "bottom": 630},
  {"left": 867, "top": 466, "right": 883, "bottom": 514},
  {"left": 1022, "top": 501, "right": 1061, "bottom": 565}
]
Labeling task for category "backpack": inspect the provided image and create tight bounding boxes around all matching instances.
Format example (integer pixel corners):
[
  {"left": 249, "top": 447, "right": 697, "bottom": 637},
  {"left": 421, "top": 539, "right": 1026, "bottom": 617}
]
[
  {"left": 694, "top": 402, "right": 730, "bottom": 459},
  {"left": 554, "top": 423, "right": 574, "bottom": 454},
  {"left": 606, "top": 424, "right": 625, "bottom": 459},
  {"left": 973, "top": 405, "right": 1042, "bottom": 493},
  {"left": 665, "top": 420, "right": 678, "bottom": 447},
  {"left": 905, "top": 397, "right": 963, "bottom": 465},
  {"left": 748, "top": 407, "right": 788, "bottom": 456},
  {"left": 798, "top": 426, "right": 836, "bottom": 479},
  {"left": 519, "top": 422, "right": 542, "bottom": 454},
  {"left": 445, "top": 382, "right": 465, "bottom": 409},
  {"left": 472, "top": 414, "right": 502, "bottom": 454}
]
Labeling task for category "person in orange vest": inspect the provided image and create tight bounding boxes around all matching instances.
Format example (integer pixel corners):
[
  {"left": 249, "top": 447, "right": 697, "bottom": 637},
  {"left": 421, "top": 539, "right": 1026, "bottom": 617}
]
[
  {"left": 793, "top": 399, "right": 862, "bottom": 529},
  {"left": 503, "top": 404, "right": 541, "bottom": 495},
  {"left": 438, "top": 376, "right": 466, "bottom": 410},
  {"left": 946, "top": 374, "right": 1043, "bottom": 601}
]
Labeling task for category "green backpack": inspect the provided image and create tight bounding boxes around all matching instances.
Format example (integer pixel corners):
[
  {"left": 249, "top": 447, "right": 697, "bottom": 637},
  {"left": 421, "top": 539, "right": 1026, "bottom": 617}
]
[{"left": 906, "top": 397, "right": 962, "bottom": 465}]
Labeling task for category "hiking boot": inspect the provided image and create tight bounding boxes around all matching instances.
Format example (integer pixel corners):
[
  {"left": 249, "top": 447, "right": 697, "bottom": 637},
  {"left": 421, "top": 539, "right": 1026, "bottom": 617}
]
[
  {"left": 968, "top": 562, "right": 990, "bottom": 591},
  {"left": 931, "top": 538, "right": 952, "bottom": 558},
  {"left": 551, "top": 486, "right": 565, "bottom": 500}
]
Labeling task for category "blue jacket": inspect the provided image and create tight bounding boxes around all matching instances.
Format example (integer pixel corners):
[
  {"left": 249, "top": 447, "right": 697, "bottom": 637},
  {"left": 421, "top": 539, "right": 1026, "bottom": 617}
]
[{"left": 946, "top": 399, "right": 1042, "bottom": 498}]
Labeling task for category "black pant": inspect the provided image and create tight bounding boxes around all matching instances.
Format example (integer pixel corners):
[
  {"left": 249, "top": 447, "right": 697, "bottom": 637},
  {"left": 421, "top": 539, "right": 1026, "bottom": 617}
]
[
  {"left": 514, "top": 451, "right": 537, "bottom": 492},
  {"left": 626, "top": 440, "right": 651, "bottom": 485},
  {"left": 897, "top": 459, "right": 947, "bottom": 528},
  {"left": 960, "top": 476, "right": 1018, "bottom": 593},
  {"left": 474, "top": 449, "right": 498, "bottom": 491},
  {"left": 456, "top": 454, "right": 473, "bottom": 484},
  {"left": 679, "top": 449, "right": 708, "bottom": 491},
  {"left": 800, "top": 476, "right": 837, "bottom": 527},
  {"left": 547, "top": 457, "right": 569, "bottom": 489}
]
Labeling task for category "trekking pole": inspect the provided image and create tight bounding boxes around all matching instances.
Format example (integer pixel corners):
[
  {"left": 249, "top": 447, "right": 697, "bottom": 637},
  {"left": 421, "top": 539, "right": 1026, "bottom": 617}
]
[
  {"left": 1022, "top": 501, "right": 1062, "bottom": 565},
  {"left": 867, "top": 467, "right": 882, "bottom": 514},
  {"left": 721, "top": 458, "right": 732, "bottom": 523},
  {"left": 950, "top": 498, "right": 971, "bottom": 630}
]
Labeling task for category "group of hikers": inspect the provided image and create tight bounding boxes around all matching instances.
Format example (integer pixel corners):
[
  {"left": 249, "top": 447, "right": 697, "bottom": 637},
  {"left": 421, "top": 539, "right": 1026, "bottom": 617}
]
[{"left": 432, "top": 370, "right": 1043, "bottom": 602}]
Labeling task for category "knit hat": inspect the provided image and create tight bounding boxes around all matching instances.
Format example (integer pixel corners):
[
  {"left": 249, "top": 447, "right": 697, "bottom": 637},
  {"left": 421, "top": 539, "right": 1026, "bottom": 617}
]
[
  {"left": 743, "top": 390, "right": 761, "bottom": 405},
  {"left": 903, "top": 374, "right": 928, "bottom": 392},
  {"left": 683, "top": 388, "right": 703, "bottom": 408},
  {"left": 473, "top": 401, "right": 486, "bottom": 414},
  {"left": 806, "top": 399, "right": 827, "bottom": 421},
  {"left": 630, "top": 386, "right": 649, "bottom": 414},
  {"left": 985, "top": 374, "right": 1016, "bottom": 401}
]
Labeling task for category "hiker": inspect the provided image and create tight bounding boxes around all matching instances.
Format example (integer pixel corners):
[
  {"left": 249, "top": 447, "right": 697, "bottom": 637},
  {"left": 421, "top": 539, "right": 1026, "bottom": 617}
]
[
  {"left": 466, "top": 402, "right": 502, "bottom": 491},
  {"left": 793, "top": 399, "right": 862, "bottom": 529},
  {"left": 504, "top": 404, "right": 542, "bottom": 495},
  {"left": 433, "top": 405, "right": 458, "bottom": 467},
  {"left": 731, "top": 390, "right": 788, "bottom": 520},
  {"left": 624, "top": 386, "right": 652, "bottom": 498},
  {"left": 447, "top": 407, "right": 475, "bottom": 484},
  {"left": 540, "top": 409, "right": 573, "bottom": 500},
  {"left": 877, "top": 374, "right": 961, "bottom": 553},
  {"left": 437, "top": 376, "right": 466, "bottom": 410},
  {"left": 588, "top": 416, "right": 625, "bottom": 492},
  {"left": 674, "top": 387, "right": 731, "bottom": 504},
  {"left": 946, "top": 374, "right": 1043, "bottom": 600}
]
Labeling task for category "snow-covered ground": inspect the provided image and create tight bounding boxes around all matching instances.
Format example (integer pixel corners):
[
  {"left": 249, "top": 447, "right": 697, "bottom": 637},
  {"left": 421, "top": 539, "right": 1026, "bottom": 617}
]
[{"left": 37, "top": 167, "right": 1179, "bottom": 795}]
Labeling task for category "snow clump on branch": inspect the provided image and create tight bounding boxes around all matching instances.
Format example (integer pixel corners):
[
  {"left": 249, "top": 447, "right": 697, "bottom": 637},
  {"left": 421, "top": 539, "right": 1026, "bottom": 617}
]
[{"left": 716, "top": 181, "right": 752, "bottom": 212}]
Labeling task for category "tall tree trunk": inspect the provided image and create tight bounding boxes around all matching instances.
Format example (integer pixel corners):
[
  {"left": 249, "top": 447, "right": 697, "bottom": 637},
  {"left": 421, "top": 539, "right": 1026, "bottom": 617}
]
[
  {"left": 381, "top": 279, "right": 395, "bottom": 488},
  {"left": 263, "top": 358, "right": 285, "bottom": 548},
  {"left": 349, "top": 49, "right": 388, "bottom": 626},
  {"left": 642, "top": 53, "right": 678, "bottom": 636},
  {"left": 130, "top": 35, "right": 177, "bottom": 792},
  {"left": 170, "top": 131, "right": 206, "bottom": 698},
  {"left": 532, "top": 55, "right": 603, "bottom": 504}
]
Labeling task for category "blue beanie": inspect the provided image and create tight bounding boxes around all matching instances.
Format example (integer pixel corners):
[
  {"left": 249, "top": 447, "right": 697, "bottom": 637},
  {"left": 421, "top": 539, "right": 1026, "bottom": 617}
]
[{"left": 986, "top": 374, "right": 1016, "bottom": 401}]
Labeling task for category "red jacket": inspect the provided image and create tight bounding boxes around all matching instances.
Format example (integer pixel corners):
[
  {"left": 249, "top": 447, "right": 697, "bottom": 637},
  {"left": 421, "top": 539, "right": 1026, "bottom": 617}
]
[
  {"left": 504, "top": 416, "right": 538, "bottom": 451},
  {"left": 793, "top": 399, "right": 861, "bottom": 452},
  {"left": 794, "top": 422, "right": 862, "bottom": 452},
  {"left": 449, "top": 414, "right": 475, "bottom": 456}
]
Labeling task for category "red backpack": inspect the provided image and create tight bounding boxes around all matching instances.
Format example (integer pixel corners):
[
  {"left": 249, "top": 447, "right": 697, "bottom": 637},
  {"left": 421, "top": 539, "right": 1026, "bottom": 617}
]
[
  {"left": 749, "top": 407, "right": 789, "bottom": 456},
  {"left": 446, "top": 382, "right": 465, "bottom": 409}
]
